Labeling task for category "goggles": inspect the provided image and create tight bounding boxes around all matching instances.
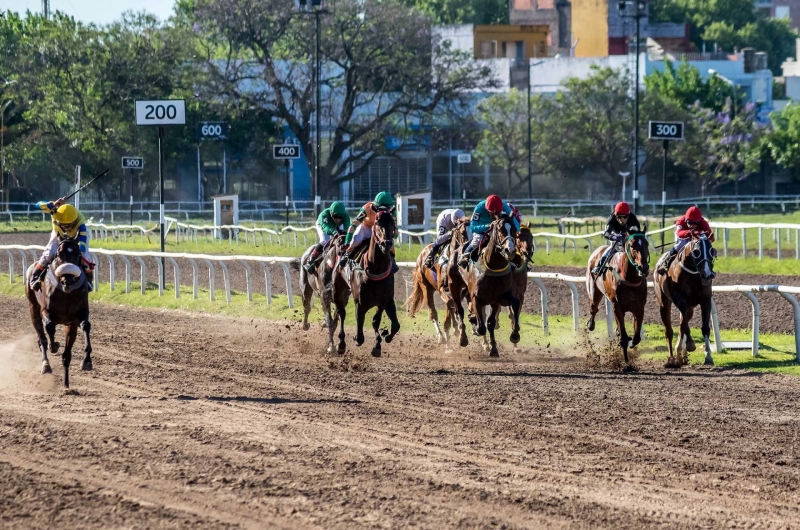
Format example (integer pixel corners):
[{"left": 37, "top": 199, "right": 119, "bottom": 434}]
[{"left": 54, "top": 220, "right": 78, "bottom": 230}]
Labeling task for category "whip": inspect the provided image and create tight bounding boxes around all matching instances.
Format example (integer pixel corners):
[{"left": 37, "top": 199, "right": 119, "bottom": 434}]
[{"left": 63, "top": 168, "right": 110, "bottom": 201}]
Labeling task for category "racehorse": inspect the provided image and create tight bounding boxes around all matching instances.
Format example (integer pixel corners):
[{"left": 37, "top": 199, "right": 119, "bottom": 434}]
[
  {"left": 346, "top": 210, "right": 400, "bottom": 357},
  {"left": 506, "top": 222, "right": 534, "bottom": 329},
  {"left": 586, "top": 228, "right": 650, "bottom": 369},
  {"left": 458, "top": 217, "right": 520, "bottom": 357},
  {"left": 299, "top": 234, "right": 351, "bottom": 355},
  {"left": 25, "top": 238, "right": 93, "bottom": 388},
  {"left": 406, "top": 221, "right": 469, "bottom": 345},
  {"left": 654, "top": 234, "right": 717, "bottom": 367}
]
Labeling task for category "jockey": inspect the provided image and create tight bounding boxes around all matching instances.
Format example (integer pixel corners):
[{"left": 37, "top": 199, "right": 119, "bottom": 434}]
[
  {"left": 591, "top": 202, "right": 641, "bottom": 276},
  {"left": 458, "top": 194, "right": 520, "bottom": 267},
  {"left": 657, "top": 205, "right": 715, "bottom": 275},
  {"left": 423, "top": 208, "right": 467, "bottom": 268},
  {"left": 29, "top": 197, "right": 93, "bottom": 291},
  {"left": 342, "top": 191, "right": 398, "bottom": 272},
  {"left": 305, "top": 201, "right": 349, "bottom": 273}
]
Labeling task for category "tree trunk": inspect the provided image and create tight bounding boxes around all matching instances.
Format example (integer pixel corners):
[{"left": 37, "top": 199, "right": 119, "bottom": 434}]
[{"left": 506, "top": 167, "right": 512, "bottom": 198}]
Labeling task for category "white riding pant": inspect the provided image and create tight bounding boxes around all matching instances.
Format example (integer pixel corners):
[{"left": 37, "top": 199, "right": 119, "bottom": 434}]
[
  {"left": 315, "top": 226, "right": 331, "bottom": 245},
  {"left": 348, "top": 224, "right": 372, "bottom": 251},
  {"left": 39, "top": 231, "right": 92, "bottom": 267},
  {"left": 673, "top": 238, "right": 691, "bottom": 253}
]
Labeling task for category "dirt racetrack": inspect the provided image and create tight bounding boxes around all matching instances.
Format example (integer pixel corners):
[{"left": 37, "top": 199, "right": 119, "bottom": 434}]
[{"left": 3, "top": 296, "right": 800, "bottom": 528}]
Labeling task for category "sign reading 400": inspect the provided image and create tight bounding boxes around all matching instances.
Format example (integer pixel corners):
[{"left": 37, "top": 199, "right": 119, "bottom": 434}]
[{"left": 135, "top": 100, "right": 186, "bottom": 126}]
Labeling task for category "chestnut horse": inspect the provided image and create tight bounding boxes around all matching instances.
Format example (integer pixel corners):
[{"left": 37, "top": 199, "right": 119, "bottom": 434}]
[
  {"left": 586, "top": 229, "right": 650, "bottom": 369},
  {"left": 299, "top": 234, "right": 351, "bottom": 355},
  {"left": 406, "top": 220, "right": 469, "bottom": 345},
  {"left": 458, "top": 218, "right": 520, "bottom": 357},
  {"left": 346, "top": 210, "right": 400, "bottom": 357},
  {"left": 653, "top": 234, "right": 717, "bottom": 367},
  {"left": 25, "top": 238, "right": 93, "bottom": 388}
]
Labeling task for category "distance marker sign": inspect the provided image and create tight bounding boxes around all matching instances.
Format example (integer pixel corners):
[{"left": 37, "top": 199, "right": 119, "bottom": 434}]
[
  {"left": 198, "top": 122, "right": 228, "bottom": 141},
  {"left": 121, "top": 157, "right": 144, "bottom": 170},
  {"left": 648, "top": 121, "right": 684, "bottom": 141},
  {"left": 273, "top": 144, "right": 300, "bottom": 159},
  {"left": 135, "top": 100, "right": 186, "bottom": 126}
]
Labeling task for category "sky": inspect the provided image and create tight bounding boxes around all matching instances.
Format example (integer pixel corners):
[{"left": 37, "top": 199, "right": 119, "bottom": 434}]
[{"left": 1, "top": 0, "right": 175, "bottom": 25}]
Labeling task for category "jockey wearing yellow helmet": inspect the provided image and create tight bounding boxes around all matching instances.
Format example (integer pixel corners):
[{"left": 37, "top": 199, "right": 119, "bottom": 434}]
[{"left": 29, "top": 197, "right": 94, "bottom": 291}]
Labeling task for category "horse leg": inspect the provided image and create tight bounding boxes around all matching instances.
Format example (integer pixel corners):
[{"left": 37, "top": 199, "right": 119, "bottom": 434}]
[
  {"left": 371, "top": 307, "right": 384, "bottom": 357},
  {"left": 353, "top": 304, "right": 366, "bottom": 347},
  {"left": 29, "top": 302, "right": 51, "bottom": 374},
  {"left": 631, "top": 306, "right": 644, "bottom": 350},
  {"left": 383, "top": 300, "right": 401, "bottom": 344},
  {"left": 336, "top": 300, "right": 347, "bottom": 355},
  {"left": 586, "top": 283, "right": 603, "bottom": 332},
  {"left": 426, "top": 282, "right": 444, "bottom": 344},
  {"left": 508, "top": 295, "right": 521, "bottom": 344},
  {"left": 487, "top": 305, "right": 500, "bottom": 357},
  {"left": 62, "top": 324, "right": 78, "bottom": 388},
  {"left": 683, "top": 306, "right": 697, "bottom": 353},
  {"left": 79, "top": 312, "right": 93, "bottom": 371},
  {"left": 660, "top": 303, "right": 678, "bottom": 368},
  {"left": 475, "top": 302, "right": 487, "bottom": 336},
  {"left": 44, "top": 318, "right": 59, "bottom": 354},
  {"left": 700, "top": 298, "right": 714, "bottom": 365},
  {"left": 613, "top": 302, "right": 631, "bottom": 369},
  {"left": 454, "top": 289, "right": 469, "bottom": 348},
  {"left": 300, "top": 270, "right": 314, "bottom": 331}
]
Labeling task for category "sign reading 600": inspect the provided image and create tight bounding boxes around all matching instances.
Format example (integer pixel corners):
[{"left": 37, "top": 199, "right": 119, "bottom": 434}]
[{"left": 135, "top": 100, "right": 186, "bottom": 126}]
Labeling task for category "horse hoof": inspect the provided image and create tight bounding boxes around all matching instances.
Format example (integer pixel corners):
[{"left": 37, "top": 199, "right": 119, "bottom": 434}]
[
  {"left": 437, "top": 335, "right": 446, "bottom": 345},
  {"left": 622, "top": 364, "right": 636, "bottom": 373},
  {"left": 50, "top": 342, "right": 60, "bottom": 353},
  {"left": 459, "top": 336, "right": 469, "bottom": 348},
  {"left": 371, "top": 347, "right": 382, "bottom": 358},
  {"left": 41, "top": 362, "right": 52, "bottom": 375},
  {"left": 509, "top": 331, "right": 520, "bottom": 344},
  {"left": 586, "top": 320, "right": 595, "bottom": 332},
  {"left": 704, "top": 357, "right": 714, "bottom": 366},
  {"left": 354, "top": 336, "right": 364, "bottom": 347},
  {"left": 302, "top": 322, "right": 310, "bottom": 331},
  {"left": 664, "top": 358, "right": 679, "bottom": 369},
  {"left": 81, "top": 360, "right": 93, "bottom": 371},
  {"left": 477, "top": 326, "right": 486, "bottom": 336},
  {"left": 489, "top": 348, "right": 499, "bottom": 358},
  {"left": 686, "top": 342, "right": 697, "bottom": 353}
]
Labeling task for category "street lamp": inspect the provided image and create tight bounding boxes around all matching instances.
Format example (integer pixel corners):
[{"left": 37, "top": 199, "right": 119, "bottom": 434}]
[
  {"left": 709, "top": 69, "right": 738, "bottom": 118},
  {"left": 527, "top": 59, "right": 545, "bottom": 199},
  {"left": 619, "top": 0, "right": 646, "bottom": 213},
  {"left": 298, "top": 0, "right": 329, "bottom": 215}
]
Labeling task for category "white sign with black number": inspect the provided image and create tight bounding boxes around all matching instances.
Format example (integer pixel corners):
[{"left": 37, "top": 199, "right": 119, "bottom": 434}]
[
  {"left": 457, "top": 153, "right": 472, "bottom": 164},
  {"left": 135, "top": 100, "right": 186, "bottom": 126},
  {"left": 648, "top": 121, "right": 684, "bottom": 141},
  {"left": 121, "top": 157, "right": 144, "bottom": 170},
  {"left": 273, "top": 144, "right": 300, "bottom": 159}
]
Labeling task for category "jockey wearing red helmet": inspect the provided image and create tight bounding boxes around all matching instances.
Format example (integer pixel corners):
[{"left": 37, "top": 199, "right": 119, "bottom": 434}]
[
  {"left": 591, "top": 202, "right": 642, "bottom": 276},
  {"left": 657, "top": 205, "right": 715, "bottom": 275},
  {"left": 459, "top": 194, "right": 520, "bottom": 267}
]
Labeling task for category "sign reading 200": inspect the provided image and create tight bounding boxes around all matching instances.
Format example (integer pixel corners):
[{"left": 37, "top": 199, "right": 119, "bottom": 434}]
[{"left": 135, "top": 100, "right": 186, "bottom": 126}]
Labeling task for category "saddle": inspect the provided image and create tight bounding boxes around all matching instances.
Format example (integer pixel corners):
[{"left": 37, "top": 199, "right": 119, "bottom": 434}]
[
  {"left": 32, "top": 262, "right": 87, "bottom": 307},
  {"left": 349, "top": 241, "right": 370, "bottom": 263}
]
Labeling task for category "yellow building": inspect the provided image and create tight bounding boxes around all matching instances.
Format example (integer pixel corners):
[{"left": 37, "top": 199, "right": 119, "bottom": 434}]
[
  {"left": 571, "top": 0, "right": 609, "bottom": 57},
  {"left": 473, "top": 25, "right": 549, "bottom": 61}
]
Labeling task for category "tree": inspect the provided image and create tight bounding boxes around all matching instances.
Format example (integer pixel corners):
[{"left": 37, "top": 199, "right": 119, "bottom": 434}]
[
  {"left": 474, "top": 90, "right": 526, "bottom": 197},
  {"left": 187, "top": 0, "right": 494, "bottom": 199},
  {"left": 644, "top": 59, "right": 741, "bottom": 112},
  {"left": 759, "top": 103, "right": 800, "bottom": 176},
  {"left": 400, "top": 0, "right": 508, "bottom": 25}
]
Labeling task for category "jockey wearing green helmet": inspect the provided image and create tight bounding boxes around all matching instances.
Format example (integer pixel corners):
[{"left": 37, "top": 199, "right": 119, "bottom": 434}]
[
  {"left": 305, "top": 201, "right": 350, "bottom": 274},
  {"left": 342, "top": 191, "right": 398, "bottom": 272}
]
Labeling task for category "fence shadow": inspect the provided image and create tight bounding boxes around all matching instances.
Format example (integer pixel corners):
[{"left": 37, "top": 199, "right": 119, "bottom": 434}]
[{"left": 175, "top": 394, "right": 361, "bottom": 405}]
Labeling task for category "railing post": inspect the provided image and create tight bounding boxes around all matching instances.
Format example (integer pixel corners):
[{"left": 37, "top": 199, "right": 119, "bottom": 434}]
[
  {"left": 723, "top": 228, "right": 729, "bottom": 258},
  {"left": 5, "top": 250, "right": 14, "bottom": 283},
  {"left": 531, "top": 278, "right": 549, "bottom": 335},
  {"left": 202, "top": 259, "right": 216, "bottom": 302},
  {"left": 217, "top": 260, "right": 231, "bottom": 304},
  {"left": 119, "top": 255, "right": 131, "bottom": 294},
  {"left": 277, "top": 261, "right": 294, "bottom": 309},
  {"left": 238, "top": 260, "right": 253, "bottom": 302},
  {"left": 167, "top": 257, "right": 180, "bottom": 299},
  {"left": 134, "top": 256, "right": 147, "bottom": 294},
  {"left": 778, "top": 291, "right": 800, "bottom": 361},
  {"left": 262, "top": 262, "right": 272, "bottom": 305},
  {"left": 106, "top": 255, "right": 115, "bottom": 291},
  {"left": 187, "top": 258, "right": 199, "bottom": 300},
  {"left": 742, "top": 228, "right": 747, "bottom": 259},
  {"left": 758, "top": 227, "right": 763, "bottom": 260},
  {"left": 740, "top": 291, "right": 760, "bottom": 357}
]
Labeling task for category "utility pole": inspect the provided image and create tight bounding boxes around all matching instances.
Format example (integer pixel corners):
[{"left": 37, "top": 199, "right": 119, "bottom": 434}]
[
  {"left": 42, "top": 0, "right": 50, "bottom": 19},
  {"left": 315, "top": 9, "right": 322, "bottom": 215},
  {"left": 633, "top": 1, "right": 643, "bottom": 214}
]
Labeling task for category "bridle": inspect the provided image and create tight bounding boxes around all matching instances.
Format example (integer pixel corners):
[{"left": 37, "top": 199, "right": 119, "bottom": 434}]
[
  {"left": 624, "top": 233, "right": 649, "bottom": 276},
  {"left": 373, "top": 211, "right": 395, "bottom": 255},
  {"left": 516, "top": 225, "right": 534, "bottom": 265},
  {"left": 680, "top": 235, "right": 716, "bottom": 276}
]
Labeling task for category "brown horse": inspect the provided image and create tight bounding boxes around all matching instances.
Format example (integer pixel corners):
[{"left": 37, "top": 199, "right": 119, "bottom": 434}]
[
  {"left": 458, "top": 218, "right": 520, "bottom": 357},
  {"left": 406, "top": 220, "right": 469, "bottom": 345},
  {"left": 586, "top": 229, "right": 650, "bottom": 369},
  {"left": 654, "top": 234, "right": 717, "bottom": 367},
  {"left": 346, "top": 210, "right": 400, "bottom": 357},
  {"left": 299, "top": 234, "right": 351, "bottom": 355},
  {"left": 25, "top": 238, "right": 93, "bottom": 388},
  {"left": 506, "top": 222, "right": 534, "bottom": 329}
]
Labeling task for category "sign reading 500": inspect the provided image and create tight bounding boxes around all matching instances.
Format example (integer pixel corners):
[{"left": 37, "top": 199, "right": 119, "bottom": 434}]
[{"left": 135, "top": 100, "right": 186, "bottom": 126}]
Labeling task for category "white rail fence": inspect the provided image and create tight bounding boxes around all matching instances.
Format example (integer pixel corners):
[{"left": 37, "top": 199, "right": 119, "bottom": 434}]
[{"left": 1, "top": 244, "right": 796, "bottom": 360}]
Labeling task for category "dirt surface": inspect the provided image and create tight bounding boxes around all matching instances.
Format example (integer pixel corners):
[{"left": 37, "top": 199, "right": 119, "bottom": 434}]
[
  {"left": 2, "top": 297, "right": 800, "bottom": 528},
  {"left": 2, "top": 231, "right": 798, "bottom": 333}
]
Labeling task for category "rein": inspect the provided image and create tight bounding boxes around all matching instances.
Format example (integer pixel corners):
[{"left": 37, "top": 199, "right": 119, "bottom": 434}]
[{"left": 624, "top": 233, "right": 649, "bottom": 276}]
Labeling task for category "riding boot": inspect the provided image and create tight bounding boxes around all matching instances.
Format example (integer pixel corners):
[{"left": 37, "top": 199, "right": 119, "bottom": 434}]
[
  {"left": 30, "top": 263, "right": 47, "bottom": 292},
  {"left": 85, "top": 270, "right": 94, "bottom": 291},
  {"left": 390, "top": 248, "right": 399, "bottom": 274},
  {"left": 658, "top": 247, "right": 678, "bottom": 275},
  {"left": 591, "top": 254, "right": 607, "bottom": 276},
  {"left": 305, "top": 245, "right": 323, "bottom": 273},
  {"left": 424, "top": 244, "right": 440, "bottom": 268}
]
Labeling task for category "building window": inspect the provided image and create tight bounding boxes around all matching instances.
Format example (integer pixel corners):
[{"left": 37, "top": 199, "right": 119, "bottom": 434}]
[
  {"left": 776, "top": 5, "right": 790, "bottom": 18},
  {"left": 538, "top": 0, "right": 555, "bottom": 9},
  {"left": 514, "top": 0, "right": 533, "bottom": 9},
  {"left": 480, "top": 40, "right": 497, "bottom": 58}
]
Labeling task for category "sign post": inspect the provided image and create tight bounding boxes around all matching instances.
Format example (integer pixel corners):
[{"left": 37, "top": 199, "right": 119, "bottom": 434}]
[
  {"left": 649, "top": 121, "right": 685, "bottom": 246},
  {"left": 136, "top": 99, "right": 186, "bottom": 287},
  {"left": 122, "top": 157, "right": 144, "bottom": 226},
  {"left": 273, "top": 145, "right": 300, "bottom": 226},
  {"left": 457, "top": 153, "right": 471, "bottom": 210}
]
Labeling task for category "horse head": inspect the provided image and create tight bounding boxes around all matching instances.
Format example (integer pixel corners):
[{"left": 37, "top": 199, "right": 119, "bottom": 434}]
[
  {"left": 490, "top": 215, "right": 516, "bottom": 261},
  {"left": 372, "top": 210, "right": 396, "bottom": 255},
  {"left": 516, "top": 223, "right": 534, "bottom": 266},
  {"left": 625, "top": 225, "right": 650, "bottom": 277},
  {"left": 53, "top": 238, "right": 86, "bottom": 293},
  {"left": 690, "top": 234, "right": 717, "bottom": 285}
]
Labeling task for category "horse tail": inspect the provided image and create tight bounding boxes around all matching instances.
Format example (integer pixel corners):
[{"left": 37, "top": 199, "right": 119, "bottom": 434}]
[
  {"left": 405, "top": 265, "right": 427, "bottom": 318},
  {"left": 289, "top": 258, "right": 301, "bottom": 272}
]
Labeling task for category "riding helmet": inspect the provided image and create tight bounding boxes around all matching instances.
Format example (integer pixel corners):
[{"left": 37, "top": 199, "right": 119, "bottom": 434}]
[
  {"left": 450, "top": 209, "right": 465, "bottom": 225},
  {"left": 686, "top": 205, "right": 703, "bottom": 222},
  {"left": 374, "top": 191, "right": 394, "bottom": 209},
  {"left": 614, "top": 202, "right": 631, "bottom": 215},
  {"left": 53, "top": 204, "right": 79, "bottom": 225},
  {"left": 486, "top": 194, "right": 503, "bottom": 214},
  {"left": 330, "top": 201, "right": 347, "bottom": 219}
]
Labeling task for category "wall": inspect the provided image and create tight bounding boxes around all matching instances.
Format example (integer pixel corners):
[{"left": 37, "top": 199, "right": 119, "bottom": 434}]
[
  {"left": 571, "top": 0, "right": 608, "bottom": 57},
  {"left": 473, "top": 25, "right": 549, "bottom": 60},
  {"left": 529, "top": 55, "right": 645, "bottom": 93}
]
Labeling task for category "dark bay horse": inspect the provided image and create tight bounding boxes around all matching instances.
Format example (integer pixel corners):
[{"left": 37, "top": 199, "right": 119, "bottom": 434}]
[
  {"left": 406, "top": 220, "right": 469, "bottom": 345},
  {"left": 346, "top": 211, "right": 400, "bottom": 357},
  {"left": 459, "top": 218, "right": 520, "bottom": 357},
  {"left": 654, "top": 234, "right": 717, "bottom": 367},
  {"left": 299, "top": 234, "right": 351, "bottom": 355},
  {"left": 506, "top": 222, "right": 534, "bottom": 330},
  {"left": 586, "top": 229, "right": 650, "bottom": 369},
  {"left": 25, "top": 238, "right": 93, "bottom": 388}
]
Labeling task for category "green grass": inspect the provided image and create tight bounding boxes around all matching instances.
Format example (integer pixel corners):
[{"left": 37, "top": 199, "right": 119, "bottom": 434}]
[{"left": 4, "top": 272, "right": 797, "bottom": 374}]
